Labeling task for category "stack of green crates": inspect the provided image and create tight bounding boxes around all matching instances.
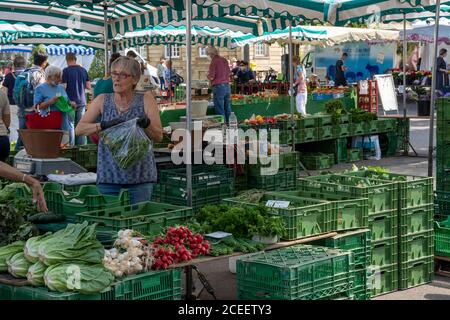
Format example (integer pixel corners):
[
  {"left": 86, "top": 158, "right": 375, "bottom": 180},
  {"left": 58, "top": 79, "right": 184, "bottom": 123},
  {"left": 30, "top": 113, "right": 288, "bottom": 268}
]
[
  {"left": 311, "top": 229, "right": 372, "bottom": 300},
  {"left": 437, "top": 98, "right": 450, "bottom": 193},
  {"left": 435, "top": 190, "right": 450, "bottom": 221},
  {"left": 297, "top": 174, "right": 398, "bottom": 296},
  {"left": 246, "top": 151, "right": 299, "bottom": 192},
  {"left": 340, "top": 170, "right": 434, "bottom": 290},
  {"left": 154, "top": 165, "right": 234, "bottom": 210},
  {"left": 236, "top": 245, "right": 355, "bottom": 300},
  {"left": 299, "top": 152, "right": 334, "bottom": 170}
]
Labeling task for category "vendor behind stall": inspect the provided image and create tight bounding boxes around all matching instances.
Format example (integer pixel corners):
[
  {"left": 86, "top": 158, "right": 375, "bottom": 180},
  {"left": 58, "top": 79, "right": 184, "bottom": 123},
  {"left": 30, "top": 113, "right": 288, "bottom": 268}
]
[
  {"left": 206, "top": 46, "right": 231, "bottom": 123},
  {"left": 75, "top": 56, "right": 163, "bottom": 204}
]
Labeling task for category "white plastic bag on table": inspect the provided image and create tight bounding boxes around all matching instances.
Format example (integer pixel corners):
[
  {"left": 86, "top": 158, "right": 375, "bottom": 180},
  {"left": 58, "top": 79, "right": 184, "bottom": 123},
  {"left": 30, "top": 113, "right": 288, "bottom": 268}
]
[
  {"left": 47, "top": 172, "right": 97, "bottom": 185},
  {"left": 99, "top": 118, "right": 152, "bottom": 170}
]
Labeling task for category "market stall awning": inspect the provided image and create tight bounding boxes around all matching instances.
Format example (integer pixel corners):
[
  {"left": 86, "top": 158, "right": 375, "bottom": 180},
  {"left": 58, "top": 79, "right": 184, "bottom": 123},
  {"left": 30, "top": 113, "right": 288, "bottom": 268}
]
[
  {"left": 400, "top": 21, "right": 450, "bottom": 45},
  {"left": 45, "top": 44, "right": 95, "bottom": 55},
  {"left": 112, "top": 24, "right": 256, "bottom": 50},
  {"left": 235, "top": 25, "right": 399, "bottom": 47},
  {"left": 0, "top": 0, "right": 294, "bottom": 38}
]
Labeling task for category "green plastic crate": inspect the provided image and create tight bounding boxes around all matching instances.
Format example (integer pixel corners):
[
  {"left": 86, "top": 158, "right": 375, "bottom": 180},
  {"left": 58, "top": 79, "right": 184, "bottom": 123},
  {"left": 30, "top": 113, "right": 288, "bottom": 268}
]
[
  {"left": 296, "top": 116, "right": 319, "bottom": 128},
  {"left": 333, "top": 123, "right": 350, "bottom": 138},
  {"left": 371, "top": 237, "right": 398, "bottom": 268},
  {"left": 341, "top": 170, "right": 433, "bottom": 210},
  {"left": 76, "top": 202, "right": 193, "bottom": 235},
  {"left": 435, "top": 218, "right": 450, "bottom": 257},
  {"left": 377, "top": 118, "right": 397, "bottom": 132},
  {"left": 399, "top": 230, "right": 434, "bottom": 264},
  {"left": 316, "top": 114, "right": 333, "bottom": 126},
  {"left": 368, "top": 264, "right": 398, "bottom": 297},
  {"left": 0, "top": 269, "right": 181, "bottom": 300},
  {"left": 159, "top": 165, "right": 233, "bottom": 187},
  {"left": 246, "top": 152, "right": 299, "bottom": 176},
  {"left": 350, "top": 122, "right": 365, "bottom": 136},
  {"left": 353, "top": 267, "right": 371, "bottom": 300},
  {"left": 318, "top": 125, "right": 334, "bottom": 140},
  {"left": 299, "top": 153, "right": 334, "bottom": 170},
  {"left": 347, "top": 148, "right": 363, "bottom": 162},
  {"left": 295, "top": 127, "right": 318, "bottom": 143},
  {"left": 247, "top": 170, "right": 297, "bottom": 191},
  {"left": 40, "top": 183, "right": 130, "bottom": 222},
  {"left": 275, "top": 190, "right": 369, "bottom": 232},
  {"left": 437, "top": 98, "right": 450, "bottom": 121},
  {"left": 399, "top": 203, "right": 434, "bottom": 236},
  {"left": 236, "top": 245, "right": 355, "bottom": 300},
  {"left": 399, "top": 256, "right": 434, "bottom": 290},
  {"left": 333, "top": 114, "right": 351, "bottom": 124},
  {"left": 311, "top": 229, "right": 371, "bottom": 268},
  {"left": 369, "top": 210, "right": 398, "bottom": 242},
  {"left": 335, "top": 138, "right": 348, "bottom": 163},
  {"left": 223, "top": 193, "right": 333, "bottom": 241},
  {"left": 297, "top": 174, "right": 398, "bottom": 215},
  {"left": 364, "top": 120, "right": 379, "bottom": 134},
  {"left": 279, "top": 130, "right": 294, "bottom": 144}
]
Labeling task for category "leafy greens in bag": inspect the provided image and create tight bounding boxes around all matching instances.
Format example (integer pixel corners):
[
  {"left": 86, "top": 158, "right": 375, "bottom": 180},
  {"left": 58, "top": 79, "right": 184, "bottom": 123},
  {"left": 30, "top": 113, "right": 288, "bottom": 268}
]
[{"left": 99, "top": 118, "right": 151, "bottom": 170}]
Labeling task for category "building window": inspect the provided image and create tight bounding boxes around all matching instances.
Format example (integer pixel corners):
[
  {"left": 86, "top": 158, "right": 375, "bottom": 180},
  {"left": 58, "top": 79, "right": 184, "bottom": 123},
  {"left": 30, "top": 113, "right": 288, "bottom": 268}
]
[
  {"left": 165, "top": 44, "right": 180, "bottom": 59},
  {"left": 199, "top": 47, "right": 207, "bottom": 58},
  {"left": 138, "top": 46, "right": 148, "bottom": 59},
  {"left": 255, "top": 43, "right": 267, "bottom": 57}
]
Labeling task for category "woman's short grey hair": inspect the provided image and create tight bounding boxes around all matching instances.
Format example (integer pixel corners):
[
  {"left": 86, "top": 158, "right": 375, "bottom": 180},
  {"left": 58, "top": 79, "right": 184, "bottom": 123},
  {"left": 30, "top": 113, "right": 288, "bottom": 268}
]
[
  {"left": 206, "top": 46, "right": 218, "bottom": 56},
  {"left": 45, "top": 65, "right": 62, "bottom": 80},
  {"left": 111, "top": 56, "right": 142, "bottom": 84}
]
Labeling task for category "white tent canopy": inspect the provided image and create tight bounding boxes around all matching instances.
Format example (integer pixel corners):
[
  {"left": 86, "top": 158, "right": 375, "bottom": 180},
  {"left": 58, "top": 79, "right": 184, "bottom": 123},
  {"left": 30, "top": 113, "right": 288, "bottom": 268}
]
[{"left": 45, "top": 45, "right": 96, "bottom": 71}]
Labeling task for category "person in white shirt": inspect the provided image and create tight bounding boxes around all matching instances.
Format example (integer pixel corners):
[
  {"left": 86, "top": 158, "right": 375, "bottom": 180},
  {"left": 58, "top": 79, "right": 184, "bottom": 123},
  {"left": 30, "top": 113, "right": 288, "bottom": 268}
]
[{"left": 156, "top": 57, "right": 167, "bottom": 90}]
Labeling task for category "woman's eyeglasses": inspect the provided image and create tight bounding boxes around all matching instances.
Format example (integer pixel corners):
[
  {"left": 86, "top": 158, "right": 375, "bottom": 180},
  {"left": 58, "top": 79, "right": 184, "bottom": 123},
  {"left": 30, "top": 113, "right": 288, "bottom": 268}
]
[{"left": 111, "top": 71, "right": 132, "bottom": 79}]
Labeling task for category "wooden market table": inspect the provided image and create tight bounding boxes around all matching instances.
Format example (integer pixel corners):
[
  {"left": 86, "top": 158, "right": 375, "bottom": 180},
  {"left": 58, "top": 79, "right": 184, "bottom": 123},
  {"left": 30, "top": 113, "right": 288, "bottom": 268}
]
[{"left": 168, "top": 231, "right": 338, "bottom": 300}]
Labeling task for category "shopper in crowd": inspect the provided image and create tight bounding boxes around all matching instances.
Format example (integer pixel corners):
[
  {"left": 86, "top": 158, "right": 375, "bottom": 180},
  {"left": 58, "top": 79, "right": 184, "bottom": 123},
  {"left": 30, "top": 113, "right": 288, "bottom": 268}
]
[
  {"left": 3, "top": 62, "right": 12, "bottom": 76},
  {"left": 335, "top": 52, "right": 348, "bottom": 87},
  {"left": 0, "top": 90, "right": 10, "bottom": 162},
  {"left": 2, "top": 56, "right": 26, "bottom": 106},
  {"left": 0, "top": 161, "right": 47, "bottom": 212},
  {"left": 156, "top": 57, "right": 167, "bottom": 90},
  {"left": 308, "top": 74, "right": 320, "bottom": 91},
  {"left": 206, "top": 46, "right": 232, "bottom": 123},
  {"left": 15, "top": 52, "right": 48, "bottom": 151},
  {"left": 236, "top": 61, "right": 255, "bottom": 85},
  {"left": 34, "top": 66, "right": 76, "bottom": 144},
  {"left": 62, "top": 52, "right": 91, "bottom": 145},
  {"left": 75, "top": 56, "right": 163, "bottom": 204},
  {"left": 93, "top": 53, "right": 122, "bottom": 98},
  {"left": 292, "top": 56, "right": 307, "bottom": 116},
  {"left": 437, "top": 48, "right": 449, "bottom": 94}
]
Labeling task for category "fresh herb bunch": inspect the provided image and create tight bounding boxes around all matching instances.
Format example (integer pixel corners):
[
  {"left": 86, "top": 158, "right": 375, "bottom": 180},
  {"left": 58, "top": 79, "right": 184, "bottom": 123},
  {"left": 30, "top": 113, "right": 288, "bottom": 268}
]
[
  {"left": 324, "top": 100, "right": 347, "bottom": 123},
  {"left": 349, "top": 108, "right": 378, "bottom": 123}
]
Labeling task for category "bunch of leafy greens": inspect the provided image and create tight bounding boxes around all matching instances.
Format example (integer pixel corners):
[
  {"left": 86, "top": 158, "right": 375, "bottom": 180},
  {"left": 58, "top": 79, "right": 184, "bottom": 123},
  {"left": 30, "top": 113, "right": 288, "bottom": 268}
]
[
  {"left": 44, "top": 263, "right": 114, "bottom": 294},
  {"left": 349, "top": 108, "right": 378, "bottom": 123},
  {"left": 7, "top": 252, "right": 33, "bottom": 278},
  {"left": 38, "top": 222, "right": 104, "bottom": 266},
  {"left": 0, "top": 183, "right": 39, "bottom": 246},
  {"left": 324, "top": 100, "right": 347, "bottom": 123},
  {"left": 0, "top": 241, "right": 25, "bottom": 272},
  {"left": 195, "top": 204, "right": 285, "bottom": 238},
  {"left": 27, "top": 261, "right": 47, "bottom": 286}
]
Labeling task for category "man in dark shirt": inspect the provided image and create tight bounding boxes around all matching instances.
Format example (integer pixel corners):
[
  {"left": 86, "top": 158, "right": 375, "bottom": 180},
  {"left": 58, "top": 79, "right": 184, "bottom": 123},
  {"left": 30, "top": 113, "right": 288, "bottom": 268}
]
[
  {"left": 335, "top": 52, "right": 348, "bottom": 87},
  {"left": 62, "top": 52, "right": 91, "bottom": 145},
  {"left": 2, "top": 56, "right": 26, "bottom": 106}
]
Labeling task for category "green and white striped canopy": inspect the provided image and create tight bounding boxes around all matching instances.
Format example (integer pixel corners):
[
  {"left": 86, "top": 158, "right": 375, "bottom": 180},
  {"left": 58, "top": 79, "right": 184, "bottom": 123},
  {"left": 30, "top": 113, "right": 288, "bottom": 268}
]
[
  {"left": 0, "top": 0, "right": 297, "bottom": 39},
  {"left": 112, "top": 24, "right": 255, "bottom": 50},
  {"left": 379, "top": 5, "right": 450, "bottom": 23}
]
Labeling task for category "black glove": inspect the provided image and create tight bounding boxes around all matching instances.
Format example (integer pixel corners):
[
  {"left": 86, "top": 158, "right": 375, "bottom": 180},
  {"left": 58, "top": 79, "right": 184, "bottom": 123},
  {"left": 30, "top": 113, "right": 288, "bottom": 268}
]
[
  {"left": 137, "top": 115, "right": 151, "bottom": 129},
  {"left": 100, "top": 118, "right": 125, "bottom": 131}
]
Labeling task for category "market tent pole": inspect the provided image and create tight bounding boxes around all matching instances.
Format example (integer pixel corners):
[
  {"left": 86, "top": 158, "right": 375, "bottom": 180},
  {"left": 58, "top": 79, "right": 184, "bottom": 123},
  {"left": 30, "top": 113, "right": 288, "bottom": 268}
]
[
  {"left": 428, "top": 0, "right": 441, "bottom": 177},
  {"left": 103, "top": 3, "right": 108, "bottom": 76},
  {"left": 402, "top": 12, "right": 407, "bottom": 155},
  {"left": 288, "top": 20, "right": 295, "bottom": 151},
  {"left": 185, "top": 0, "right": 193, "bottom": 207}
]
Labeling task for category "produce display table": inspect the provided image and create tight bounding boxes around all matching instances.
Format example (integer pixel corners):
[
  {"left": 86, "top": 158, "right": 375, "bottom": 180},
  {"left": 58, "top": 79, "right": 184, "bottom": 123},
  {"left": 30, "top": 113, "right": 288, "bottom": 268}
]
[
  {"left": 169, "top": 231, "right": 338, "bottom": 300},
  {"left": 159, "top": 95, "right": 357, "bottom": 127}
]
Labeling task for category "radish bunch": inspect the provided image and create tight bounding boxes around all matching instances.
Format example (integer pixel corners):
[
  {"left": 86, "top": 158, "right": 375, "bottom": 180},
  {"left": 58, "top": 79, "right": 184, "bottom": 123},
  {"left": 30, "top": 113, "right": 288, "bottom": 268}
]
[{"left": 151, "top": 226, "right": 209, "bottom": 270}]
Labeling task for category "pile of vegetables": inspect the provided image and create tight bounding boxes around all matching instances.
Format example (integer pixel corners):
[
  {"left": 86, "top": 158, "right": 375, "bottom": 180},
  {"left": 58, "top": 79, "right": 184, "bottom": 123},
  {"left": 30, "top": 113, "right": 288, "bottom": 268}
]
[
  {"left": 0, "top": 183, "right": 40, "bottom": 246},
  {"left": 103, "top": 229, "right": 154, "bottom": 277},
  {"left": 151, "top": 226, "right": 209, "bottom": 270},
  {"left": 209, "top": 237, "right": 266, "bottom": 257},
  {"left": 349, "top": 108, "right": 378, "bottom": 123},
  {"left": 194, "top": 202, "right": 285, "bottom": 239},
  {"left": 100, "top": 118, "right": 151, "bottom": 170},
  {"left": 324, "top": 100, "right": 348, "bottom": 123},
  {"left": 0, "top": 222, "right": 114, "bottom": 294}
]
